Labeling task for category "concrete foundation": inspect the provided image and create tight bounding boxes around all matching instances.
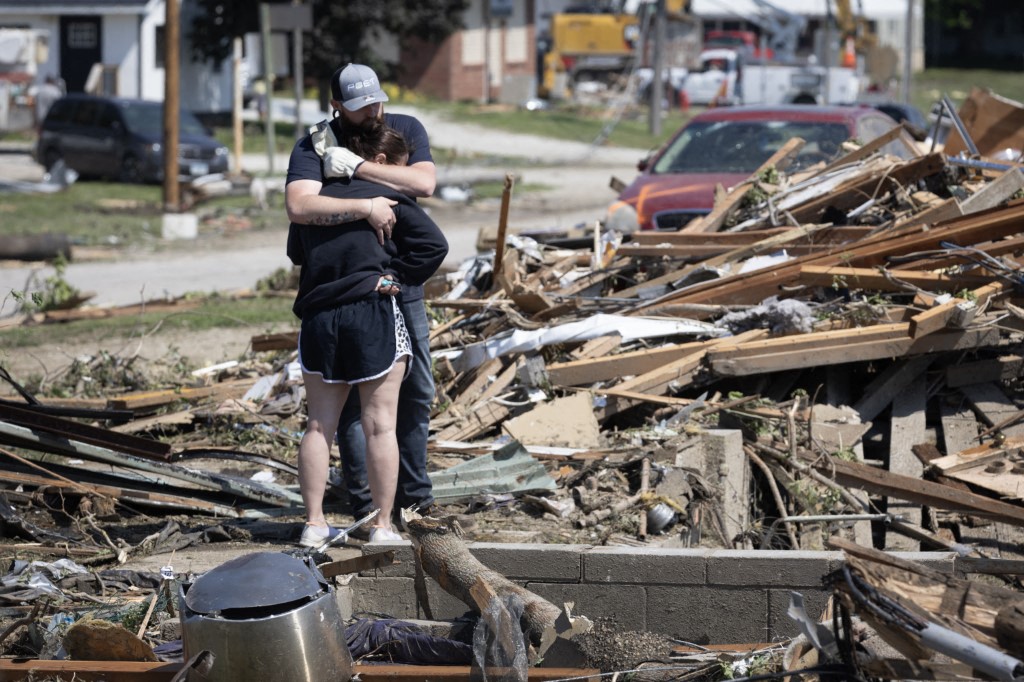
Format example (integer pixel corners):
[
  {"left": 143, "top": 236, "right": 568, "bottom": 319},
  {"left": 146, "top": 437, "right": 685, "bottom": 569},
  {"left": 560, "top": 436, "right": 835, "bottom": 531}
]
[{"left": 342, "top": 544, "right": 958, "bottom": 644}]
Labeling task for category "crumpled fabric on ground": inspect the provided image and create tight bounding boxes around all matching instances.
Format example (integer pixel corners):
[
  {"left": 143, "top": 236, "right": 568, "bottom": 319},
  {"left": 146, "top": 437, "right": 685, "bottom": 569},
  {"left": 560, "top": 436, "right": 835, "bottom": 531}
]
[
  {"left": 345, "top": 618, "right": 473, "bottom": 665},
  {"left": 0, "top": 558, "right": 89, "bottom": 603},
  {"left": 716, "top": 296, "right": 816, "bottom": 335}
]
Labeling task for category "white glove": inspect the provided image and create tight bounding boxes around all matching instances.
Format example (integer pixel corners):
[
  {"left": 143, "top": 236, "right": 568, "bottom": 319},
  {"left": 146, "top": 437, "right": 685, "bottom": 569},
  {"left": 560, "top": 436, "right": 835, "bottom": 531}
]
[{"left": 323, "top": 146, "right": 365, "bottom": 179}]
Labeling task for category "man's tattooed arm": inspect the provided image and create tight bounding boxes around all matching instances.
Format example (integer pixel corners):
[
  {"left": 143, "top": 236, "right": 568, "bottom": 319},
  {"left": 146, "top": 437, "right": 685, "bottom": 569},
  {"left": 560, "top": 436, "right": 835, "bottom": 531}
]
[{"left": 308, "top": 210, "right": 357, "bottom": 225}]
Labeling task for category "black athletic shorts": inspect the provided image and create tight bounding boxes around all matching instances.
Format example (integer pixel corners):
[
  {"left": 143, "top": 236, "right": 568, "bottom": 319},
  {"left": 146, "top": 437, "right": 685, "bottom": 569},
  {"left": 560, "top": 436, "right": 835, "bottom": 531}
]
[{"left": 298, "top": 294, "right": 409, "bottom": 384}]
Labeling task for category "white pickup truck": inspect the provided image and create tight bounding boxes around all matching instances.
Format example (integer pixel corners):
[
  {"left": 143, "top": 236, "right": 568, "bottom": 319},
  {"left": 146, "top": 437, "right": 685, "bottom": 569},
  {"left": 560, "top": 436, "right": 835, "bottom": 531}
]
[{"left": 681, "top": 48, "right": 864, "bottom": 107}]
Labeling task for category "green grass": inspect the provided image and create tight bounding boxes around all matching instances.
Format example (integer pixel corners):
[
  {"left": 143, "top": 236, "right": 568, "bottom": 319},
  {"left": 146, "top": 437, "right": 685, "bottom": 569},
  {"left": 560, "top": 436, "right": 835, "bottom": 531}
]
[
  {"left": 910, "top": 68, "right": 1024, "bottom": 114},
  {"left": 0, "top": 294, "right": 296, "bottom": 351},
  {"left": 0, "top": 181, "right": 282, "bottom": 246}
]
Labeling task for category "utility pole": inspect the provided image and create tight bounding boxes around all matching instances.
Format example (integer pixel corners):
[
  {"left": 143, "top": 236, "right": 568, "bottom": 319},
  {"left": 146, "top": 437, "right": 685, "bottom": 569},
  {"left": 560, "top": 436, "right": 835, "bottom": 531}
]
[
  {"left": 648, "top": 0, "right": 666, "bottom": 136},
  {"left": 162, "top": 0, "right": 180, "bottom": 211},
  {"left": 260, "top": 3, "right": 277, "bottom": 174},
  {"left": 232, "top": 37, "right": 243, "bottom": 175},
  {"left": 901, "top": 0, "right": 913, "bottom": 104},
  {"left": 292, "top": 0, "right": 304, "bottom": 139}
]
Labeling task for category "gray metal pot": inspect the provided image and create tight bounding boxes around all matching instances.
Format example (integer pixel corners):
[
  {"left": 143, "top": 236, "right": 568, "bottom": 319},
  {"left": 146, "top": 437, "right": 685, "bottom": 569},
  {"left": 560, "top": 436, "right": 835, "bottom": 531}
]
[{"left": 179, "top": 551, "right": 353, "bottom": 682}]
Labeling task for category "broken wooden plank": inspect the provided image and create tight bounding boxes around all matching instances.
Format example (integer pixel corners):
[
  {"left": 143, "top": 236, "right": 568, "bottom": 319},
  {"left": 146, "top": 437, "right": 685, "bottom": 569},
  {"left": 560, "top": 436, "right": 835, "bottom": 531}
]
[
  {"left": 251, "top": 331, "right": 298, "bottom": 352},
  {"left": 106, "top": 378, "right": 254, "bottom": 411},
  {"left": 709, "top": 327, "right": 998, "bottom": 377},
  {"left": 320, "top": 550, "right": 395, "bottom": 579},
  {"left": 959, "top": 383, "right": 1024, "bottom": 438},
  {"left": 852, "top": 355, "right": 934, "bottom": 423},
  {"left": 909, "top": 282, "right": 1005, "bottom": 338},
  {"left": 547, "top": 340, "right": 707, "bottom": 387},
  {"left": 0, "top": 402, "right": 172, "bottom": 460},
  {"left": 813, "top": 455, "right": 1024, "bottom": 526}
]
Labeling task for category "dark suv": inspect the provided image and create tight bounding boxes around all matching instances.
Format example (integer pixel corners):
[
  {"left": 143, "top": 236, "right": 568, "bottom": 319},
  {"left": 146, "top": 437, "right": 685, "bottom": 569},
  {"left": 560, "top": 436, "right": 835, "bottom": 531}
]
[{"left": 34, "top": 94, "right": 229, "bottom": 183}]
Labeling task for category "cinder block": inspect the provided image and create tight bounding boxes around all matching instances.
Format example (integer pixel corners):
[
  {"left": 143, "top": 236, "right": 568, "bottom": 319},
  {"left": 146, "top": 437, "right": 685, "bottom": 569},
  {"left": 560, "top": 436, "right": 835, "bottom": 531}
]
[
  {"left": 422, "top": 580, "right": 478, "bottom": 621},
  {"left": 647, "top": 586, "right": 768, "bottom": 644},
  {"left": 528, "top": 582, "right": 646, "bottom": 631},
  {"left": 334, "top": 583, "right": 354, "bottom": 621},
  {"left": 350, "top": 576, "right": 418, "bottom": 619},
  {"left": 359, "top": 543, "right": 417, "bottom": 578},
  {"left": 469, "top": 543, "right": 586, "bottom": 582},
  {"left": 584, "top": 547, "right": 706, "bottom": 585},
  {"left": 708, "top": 550, "right": 835, "bottom": 587},
  {"left": 767, "top": 588, "right": 834, "bottom": 640}
]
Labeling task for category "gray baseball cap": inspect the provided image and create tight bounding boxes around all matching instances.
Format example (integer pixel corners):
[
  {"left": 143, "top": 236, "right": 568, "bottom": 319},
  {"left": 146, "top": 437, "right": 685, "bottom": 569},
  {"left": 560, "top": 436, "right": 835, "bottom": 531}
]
[{"left": 331, "top": 63, "right": 390, "bottom": 112}]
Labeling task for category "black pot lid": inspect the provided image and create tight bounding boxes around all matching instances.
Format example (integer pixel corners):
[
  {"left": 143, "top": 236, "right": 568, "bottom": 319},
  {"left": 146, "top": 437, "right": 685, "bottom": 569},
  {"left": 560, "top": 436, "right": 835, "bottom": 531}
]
[{"left": 185, "top": 551, "right": 327, "bottom": 614}]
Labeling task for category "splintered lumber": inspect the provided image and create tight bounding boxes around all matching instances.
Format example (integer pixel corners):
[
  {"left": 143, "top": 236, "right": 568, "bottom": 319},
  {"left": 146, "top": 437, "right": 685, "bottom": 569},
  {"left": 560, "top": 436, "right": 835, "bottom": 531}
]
[
  {"left": 811, "top": 455, "right": 1024, "bottom": 526},
  {"left": 251, "top": 331, "right": 298, "bottom": 352},
  {"left": 547, "top": 340, "right": 708, "bottom": 386},
  {"left": 0, "top": 402, "right": 172, "bottom": 460},
  {"left": 638, "top": 181, "right": 1024, "bottom": 313},
  {"left": 908, "top": 282, "right": 1005, "bottom": 339},
  {"left": 406, "top": 516, "right": 561, "bottom": 647},
  {"left": 708, "top": 323, "right": 998, "bottom": 376},
  {"left": 852, "top": 355, "right": 934, "bottom": 423},
  {"left": 830, "top": 536, "right": 1024, "bottom": 648},
  {"left": 788, "top": 153, "right": 946, "bottom": 224},
  {"left": 799, "top": 266, "right": 993, "bottom": 296},
  {"left": 106, "top": 378, "right": 253, "bottom": 411}
]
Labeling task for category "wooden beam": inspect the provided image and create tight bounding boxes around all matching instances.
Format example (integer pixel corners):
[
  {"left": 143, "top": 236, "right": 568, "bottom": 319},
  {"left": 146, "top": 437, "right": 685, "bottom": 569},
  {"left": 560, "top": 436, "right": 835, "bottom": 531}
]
[
  {"left": 814, "top": 456, "right": 1024, "bottom": 526},
  {"left": 709, "top": 327, "right": 998, "bottom": 377},
  {"left": 798, "top": 265, "right": 992, "bottom": 292},
  {"left": 547, "top": 340, "right": 708, "bottom": 386},
  {"left": 106, "top": 379, "right": 253, "bottom": 411}
]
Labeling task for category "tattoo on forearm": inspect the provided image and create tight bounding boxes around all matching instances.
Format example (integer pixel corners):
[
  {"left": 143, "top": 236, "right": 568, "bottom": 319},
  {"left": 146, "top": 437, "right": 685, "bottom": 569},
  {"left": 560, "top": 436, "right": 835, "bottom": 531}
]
[{"left": 308, "top": 211, "right": 356, "bottom": 225}]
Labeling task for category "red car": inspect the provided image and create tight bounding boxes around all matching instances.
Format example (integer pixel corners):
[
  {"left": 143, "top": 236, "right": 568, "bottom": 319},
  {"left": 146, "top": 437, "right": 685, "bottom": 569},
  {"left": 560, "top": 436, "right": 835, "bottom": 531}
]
[{"left": 604, "top": 104, "right": 912, "bottom": 232}]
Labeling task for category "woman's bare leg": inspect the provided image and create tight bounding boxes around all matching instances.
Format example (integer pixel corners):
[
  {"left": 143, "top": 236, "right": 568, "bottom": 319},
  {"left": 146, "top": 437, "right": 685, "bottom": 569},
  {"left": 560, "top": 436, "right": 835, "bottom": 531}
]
[
  {"left": 357, "top": 357, "right": 407, "bottom": 532},
  {"left": 299, "top": 371, "right": 350, "bottom": 527}
]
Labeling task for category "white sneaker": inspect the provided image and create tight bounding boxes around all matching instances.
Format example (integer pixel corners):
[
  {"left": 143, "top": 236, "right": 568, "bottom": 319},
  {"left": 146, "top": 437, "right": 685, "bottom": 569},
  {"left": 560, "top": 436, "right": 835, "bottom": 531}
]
[
  {"left": 367, "top": 527, "right": 404, "bottom": 543},
  {"left": 299, "top": 524, "right": 344, "bottom": 548}
]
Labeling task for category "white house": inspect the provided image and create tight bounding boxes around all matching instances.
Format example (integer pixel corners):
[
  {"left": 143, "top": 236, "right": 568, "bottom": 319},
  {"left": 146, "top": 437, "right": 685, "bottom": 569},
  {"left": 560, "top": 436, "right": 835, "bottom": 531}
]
[{"left": 0, "top": 0, "right": 240, "bottom": 115}]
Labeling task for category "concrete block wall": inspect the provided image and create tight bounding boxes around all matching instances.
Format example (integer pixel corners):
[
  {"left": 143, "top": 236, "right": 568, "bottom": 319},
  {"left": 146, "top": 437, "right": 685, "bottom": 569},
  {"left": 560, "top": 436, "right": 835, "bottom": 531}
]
[{"left": 341, "top": 543, "right": 958, "bottom": 644}]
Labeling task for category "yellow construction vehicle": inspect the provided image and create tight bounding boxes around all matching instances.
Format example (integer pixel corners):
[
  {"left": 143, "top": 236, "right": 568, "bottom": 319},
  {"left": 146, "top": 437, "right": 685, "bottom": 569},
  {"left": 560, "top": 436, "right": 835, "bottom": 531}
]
[{"left": 538, "top": 0, "right": 694, "bottom": 101}]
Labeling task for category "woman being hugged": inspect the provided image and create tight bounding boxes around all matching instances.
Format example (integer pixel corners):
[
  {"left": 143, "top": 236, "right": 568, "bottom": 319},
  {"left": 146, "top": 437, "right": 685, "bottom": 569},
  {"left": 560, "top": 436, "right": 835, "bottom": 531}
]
[{"left": 290, "top": 124, "right": 447, "bottom": 545}]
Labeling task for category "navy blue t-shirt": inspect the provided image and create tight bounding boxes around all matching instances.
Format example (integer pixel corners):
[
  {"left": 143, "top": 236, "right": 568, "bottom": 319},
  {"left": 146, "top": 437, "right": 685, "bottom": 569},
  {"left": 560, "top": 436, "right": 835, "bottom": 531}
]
[{"left": 286, "top": 112, "right": 435, "bottom": 303}]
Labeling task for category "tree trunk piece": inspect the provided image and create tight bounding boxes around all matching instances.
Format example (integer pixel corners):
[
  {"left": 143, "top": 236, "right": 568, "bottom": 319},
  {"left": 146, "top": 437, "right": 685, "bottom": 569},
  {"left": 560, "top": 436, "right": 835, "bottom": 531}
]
[{"left": 406, "top": 516, "right": 561, "bottom": 647}]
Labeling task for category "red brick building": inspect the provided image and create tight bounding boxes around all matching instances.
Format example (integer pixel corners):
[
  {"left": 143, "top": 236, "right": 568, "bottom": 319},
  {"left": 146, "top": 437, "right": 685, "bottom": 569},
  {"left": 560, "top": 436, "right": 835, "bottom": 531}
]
[{"left": 397, "top": 0, "right": 537, "bottom": 104}]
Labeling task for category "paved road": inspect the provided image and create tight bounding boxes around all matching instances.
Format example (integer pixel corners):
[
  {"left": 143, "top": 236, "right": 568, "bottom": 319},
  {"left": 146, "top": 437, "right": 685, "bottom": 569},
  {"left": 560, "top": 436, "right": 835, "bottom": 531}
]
[{"left": 0, "top": 106, "right": 648, "bottom": 312}]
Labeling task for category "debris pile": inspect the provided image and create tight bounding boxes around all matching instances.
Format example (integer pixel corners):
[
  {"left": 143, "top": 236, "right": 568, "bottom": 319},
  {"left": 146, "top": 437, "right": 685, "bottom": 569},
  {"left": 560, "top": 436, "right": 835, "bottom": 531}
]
[{"left": 3, "top": 87, "right": 1024, "bottom": 678}]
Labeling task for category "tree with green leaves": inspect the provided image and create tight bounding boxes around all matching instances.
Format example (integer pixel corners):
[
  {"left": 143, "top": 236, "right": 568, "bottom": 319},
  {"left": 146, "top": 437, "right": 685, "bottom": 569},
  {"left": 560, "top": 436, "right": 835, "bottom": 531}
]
[{"left": 189, "top": 0, "right": 468, "bottom": 106}]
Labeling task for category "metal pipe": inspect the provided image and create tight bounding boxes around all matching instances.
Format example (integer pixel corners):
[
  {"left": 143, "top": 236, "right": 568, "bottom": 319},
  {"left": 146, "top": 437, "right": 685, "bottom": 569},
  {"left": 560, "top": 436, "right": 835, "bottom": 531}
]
[
  {"left": 918, "top": 622, "right": 1024, "bottom": 682},
  {"left": 943, "top": 93, "right": 980, "bottom": 156}
]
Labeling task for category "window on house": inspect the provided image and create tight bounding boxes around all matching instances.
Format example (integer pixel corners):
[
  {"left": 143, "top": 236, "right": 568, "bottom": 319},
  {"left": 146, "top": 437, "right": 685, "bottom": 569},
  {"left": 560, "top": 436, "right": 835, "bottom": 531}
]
[
  {"left": 67, "top": 21, "right": 98, "bottom": 49},
  {"left": 155, "top": 26, "right": 165, "bottom": 68}
]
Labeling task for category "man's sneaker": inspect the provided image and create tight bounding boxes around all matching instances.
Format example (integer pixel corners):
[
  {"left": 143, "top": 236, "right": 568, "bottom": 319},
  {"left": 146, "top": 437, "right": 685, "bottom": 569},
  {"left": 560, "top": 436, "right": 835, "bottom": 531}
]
[
  {"left": 367, "top": 527, "right": 404, "bottom": 543},
  {"left": 299, "top": 523, "right": 345, "bottom": 548}
]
